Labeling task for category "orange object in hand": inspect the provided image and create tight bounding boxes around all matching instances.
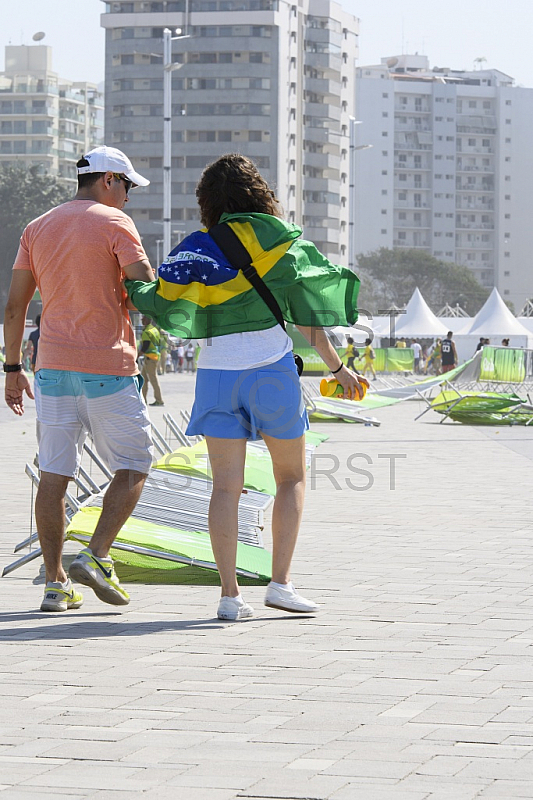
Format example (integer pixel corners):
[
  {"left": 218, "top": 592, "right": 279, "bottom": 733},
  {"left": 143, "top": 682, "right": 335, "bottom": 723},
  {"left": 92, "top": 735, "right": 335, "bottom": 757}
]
[{"left": 320, "top": 377, "right": 367, "bottom": 401}]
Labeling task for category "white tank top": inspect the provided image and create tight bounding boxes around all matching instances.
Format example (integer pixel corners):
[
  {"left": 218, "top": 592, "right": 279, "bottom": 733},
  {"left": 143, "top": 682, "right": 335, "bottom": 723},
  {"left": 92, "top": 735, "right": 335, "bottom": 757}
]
[{"left": 197, "top": 326, "right": 293, "bottom": 371}]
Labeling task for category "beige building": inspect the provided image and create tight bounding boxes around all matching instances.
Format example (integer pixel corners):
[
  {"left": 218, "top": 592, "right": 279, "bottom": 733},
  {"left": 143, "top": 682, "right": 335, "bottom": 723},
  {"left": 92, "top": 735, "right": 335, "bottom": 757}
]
[
  {"left": 354, "top": 54, "right": 533, "bottom": 310},
  {"left": 0, "top": 45, "right": 103, "bottom": 186},
  {"left": 101, "top": 0, "right": 358, "bottom": 265}
]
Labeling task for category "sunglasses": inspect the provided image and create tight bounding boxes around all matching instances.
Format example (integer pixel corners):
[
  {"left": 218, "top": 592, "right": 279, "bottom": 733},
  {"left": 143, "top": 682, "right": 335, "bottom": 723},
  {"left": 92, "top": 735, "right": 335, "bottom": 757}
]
[{"left": 113, "top": 173, "right": 133, "bottom": 194}]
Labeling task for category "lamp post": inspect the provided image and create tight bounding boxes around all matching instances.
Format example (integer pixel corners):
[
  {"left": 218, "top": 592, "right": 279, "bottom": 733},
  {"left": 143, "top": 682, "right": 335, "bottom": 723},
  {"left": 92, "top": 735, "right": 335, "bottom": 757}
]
[
  {"left": 348, "top": 116, "right": 372, "bottom": 271},
  {"left": 163, "top": 27, "right": 190, "bottom": 259}
]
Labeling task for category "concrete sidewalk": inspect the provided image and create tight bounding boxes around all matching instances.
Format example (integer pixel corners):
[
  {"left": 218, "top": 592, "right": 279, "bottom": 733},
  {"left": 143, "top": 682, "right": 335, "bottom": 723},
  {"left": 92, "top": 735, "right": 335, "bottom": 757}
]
[{"left": 1, "top": 372, "right": 533, "bottom": 799}]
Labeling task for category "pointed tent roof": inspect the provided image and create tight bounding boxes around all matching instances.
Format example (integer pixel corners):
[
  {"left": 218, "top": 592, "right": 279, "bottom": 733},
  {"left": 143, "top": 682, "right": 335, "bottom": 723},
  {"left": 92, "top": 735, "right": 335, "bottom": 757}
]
[
  {"left": 465, "top": 288, "right": 531, "bottom": 337},
  {"left": 393, "top": 288, "right": 449, "bottom": 337}
]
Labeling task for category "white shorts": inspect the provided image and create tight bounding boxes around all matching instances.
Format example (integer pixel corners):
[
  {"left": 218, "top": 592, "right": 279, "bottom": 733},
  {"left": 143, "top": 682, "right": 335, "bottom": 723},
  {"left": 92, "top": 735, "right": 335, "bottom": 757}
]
[{"left": 34, "top": 369, "right": 153, "bottom": 478}]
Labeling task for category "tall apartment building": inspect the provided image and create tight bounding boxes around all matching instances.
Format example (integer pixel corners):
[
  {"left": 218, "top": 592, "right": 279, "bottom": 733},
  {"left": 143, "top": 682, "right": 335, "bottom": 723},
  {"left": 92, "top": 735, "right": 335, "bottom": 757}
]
[
  {"left": 0, "top": 45, "right": 104, "bottom": 186},
  {"left": 101, "top": 0, "right": 358, "bottom": 265},
  {"left": 354, "top": 54, "right": 533, "bottom": 310}
]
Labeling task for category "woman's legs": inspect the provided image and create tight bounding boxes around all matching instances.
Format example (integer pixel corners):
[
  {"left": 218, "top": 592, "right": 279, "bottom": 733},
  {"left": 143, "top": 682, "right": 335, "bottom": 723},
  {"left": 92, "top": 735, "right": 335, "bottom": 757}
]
[
  {"left": 259, "top": 433, "right": 307, "bottom": 585},
  {"left": 205, "top": 436, "right": 247, "bottom": 598}
]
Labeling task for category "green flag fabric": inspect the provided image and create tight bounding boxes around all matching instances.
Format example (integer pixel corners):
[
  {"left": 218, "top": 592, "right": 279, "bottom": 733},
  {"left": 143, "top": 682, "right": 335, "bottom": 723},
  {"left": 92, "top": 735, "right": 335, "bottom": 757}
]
[{"left": 126, "top": 213, "right": 360, "bottom": 339}]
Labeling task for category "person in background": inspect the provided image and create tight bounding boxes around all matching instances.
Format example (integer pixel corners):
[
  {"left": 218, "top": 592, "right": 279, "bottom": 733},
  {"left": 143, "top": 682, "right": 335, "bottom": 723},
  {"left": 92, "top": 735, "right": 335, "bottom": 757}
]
[
  {"left": 441, "top": 331, "right": 458, "bottom": 374},
  {"left": 177, "top": 339, "right": 185, "bottom": 372},
  {"left": 411, "top": 338, "right": 422, "bottom": 374},
  {"left": 396, "top": 338, "right": 406, "bottom": 349},
  {"left": 475, "top": 336, "right": 485, "bottom": 353},
  {"left": 22, "top": 339, "right": 33, "bottom": 372},
  {"left": 28, "top": 314, "right": 41, "bottom": 372},
  {"left": 170, "top": 342, "right": 180, "bottom": 373},
  {"left": 185, "top": 341, "right": 196, "bottom": 373},
  {"left": 501, "top": 338, "right": 510, "bottom": 347},
  {"left": 3, "top": 145, "right": 154, "bottom": 612},
  {"left": 427, "top": 339, "right": 441, "bottom": 374},
  {"left": 362, "top": 337, "right": 377, "bottom": 381},
  {"left": 342, "top": 336, "right": 359, "bottom": 371},
  {"left": 157, "top": 330, "right": 168, "bottom": 376},
  {"left": 139, "top": 315, "right": 164, "bottom": 406}
]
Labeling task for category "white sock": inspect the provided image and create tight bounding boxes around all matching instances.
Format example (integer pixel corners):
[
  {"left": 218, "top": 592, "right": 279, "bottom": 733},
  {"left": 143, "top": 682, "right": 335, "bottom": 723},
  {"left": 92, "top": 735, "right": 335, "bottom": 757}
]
[{"left": 269, "top": 581, "right": 292, "bottom": 589}]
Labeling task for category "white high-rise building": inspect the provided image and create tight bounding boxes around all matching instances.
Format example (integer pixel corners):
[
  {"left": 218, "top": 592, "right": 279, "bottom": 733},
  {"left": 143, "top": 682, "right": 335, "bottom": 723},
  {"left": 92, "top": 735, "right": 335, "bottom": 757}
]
[
  {"left": 354, "top": 54, "right": 533, "bottom": 310},
  {"left": 0, "top": 45, "right": 103, "bottom": 186},
  {"left": 101, "top": 0, "right": 358, "bottom": 265}
]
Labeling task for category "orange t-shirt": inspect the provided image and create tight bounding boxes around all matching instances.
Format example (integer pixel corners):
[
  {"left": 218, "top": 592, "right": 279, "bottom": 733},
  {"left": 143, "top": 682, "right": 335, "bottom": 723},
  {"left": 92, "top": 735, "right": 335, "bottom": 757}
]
[{"left": 13, "top": 200, "right": 147, "bottom": 375}]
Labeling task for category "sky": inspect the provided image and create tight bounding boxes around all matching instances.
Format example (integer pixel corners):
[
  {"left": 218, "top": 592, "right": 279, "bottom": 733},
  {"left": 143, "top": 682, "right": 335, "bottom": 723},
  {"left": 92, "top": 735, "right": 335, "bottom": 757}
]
[{"left": 1, "top": 0, "right": 533, "bottom": 87}]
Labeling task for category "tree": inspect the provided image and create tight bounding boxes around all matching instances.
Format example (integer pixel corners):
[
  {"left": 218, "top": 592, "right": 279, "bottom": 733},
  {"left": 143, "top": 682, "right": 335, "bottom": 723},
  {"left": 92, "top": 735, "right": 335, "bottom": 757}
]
[
  {"left": 355, "top": 247, "right": 490, "bottom": 316},
  {"left": 0, "top": 166, "right": 72, "bottom": 320}
]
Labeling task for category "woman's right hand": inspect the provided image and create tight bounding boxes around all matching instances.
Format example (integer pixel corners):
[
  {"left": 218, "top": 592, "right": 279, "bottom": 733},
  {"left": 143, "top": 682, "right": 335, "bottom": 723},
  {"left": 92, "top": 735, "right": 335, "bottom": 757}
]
[{"left": 335, "top": 366, "right": 369, "bottom": 401}]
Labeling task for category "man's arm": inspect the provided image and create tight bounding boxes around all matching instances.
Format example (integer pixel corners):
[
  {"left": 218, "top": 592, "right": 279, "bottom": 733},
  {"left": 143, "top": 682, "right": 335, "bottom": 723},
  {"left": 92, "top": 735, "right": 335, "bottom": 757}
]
[
  {"left": 123, "top": 259, "right": 155, "bottom": 310},
  {"left": 4, "top": 270, "right": 37, "bottom": 415}
]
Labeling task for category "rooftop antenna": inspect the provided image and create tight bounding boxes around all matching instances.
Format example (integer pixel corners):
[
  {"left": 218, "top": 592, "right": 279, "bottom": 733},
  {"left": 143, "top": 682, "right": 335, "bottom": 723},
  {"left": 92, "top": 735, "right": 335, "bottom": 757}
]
[
  {"left": 474, "top": 56, "right": 487, "bottom": 71},
  {"left": 401, "top": 17, "right": 405, "bottom": 54},
  {"left": 32, "top": 32, "right": 46, "bottom": 44}
]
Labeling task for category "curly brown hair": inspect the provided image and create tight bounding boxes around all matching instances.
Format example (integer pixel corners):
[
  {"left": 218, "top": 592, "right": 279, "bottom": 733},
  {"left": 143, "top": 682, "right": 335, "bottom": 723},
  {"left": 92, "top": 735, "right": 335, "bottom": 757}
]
[{"left": 196, "top": 154, "right": 281, "bottom": 229}]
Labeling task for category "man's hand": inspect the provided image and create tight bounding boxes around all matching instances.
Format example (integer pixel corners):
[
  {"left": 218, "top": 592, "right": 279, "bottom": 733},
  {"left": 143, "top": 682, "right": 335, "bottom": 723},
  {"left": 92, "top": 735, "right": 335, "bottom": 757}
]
[
  {"left": 5, "top": 371, "right": 34, "bottom": 416},
  {"left": 336, "top": 367, "right": 369, "bottom": 401}
]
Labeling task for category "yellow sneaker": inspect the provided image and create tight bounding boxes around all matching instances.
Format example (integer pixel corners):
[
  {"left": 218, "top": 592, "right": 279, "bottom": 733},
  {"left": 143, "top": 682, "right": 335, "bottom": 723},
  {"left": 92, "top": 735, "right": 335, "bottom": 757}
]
[
  {"left": 69, "top": 548, "right": 129, "bottom": 606},
  {"left": 41, "top": 580, "right": 84, "bottom": 613}
]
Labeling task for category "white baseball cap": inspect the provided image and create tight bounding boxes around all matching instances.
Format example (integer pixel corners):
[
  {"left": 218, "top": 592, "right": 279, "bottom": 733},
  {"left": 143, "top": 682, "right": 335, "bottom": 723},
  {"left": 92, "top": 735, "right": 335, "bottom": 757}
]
[{"left": 77, "top": 145, "right": 150, "bottom": 187}]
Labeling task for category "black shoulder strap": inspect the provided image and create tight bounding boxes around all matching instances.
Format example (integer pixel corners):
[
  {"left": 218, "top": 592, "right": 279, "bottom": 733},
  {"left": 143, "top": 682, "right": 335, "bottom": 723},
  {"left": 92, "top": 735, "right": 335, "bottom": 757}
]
[{"left": 209, "top": 222, "right": 286, "bottom": 331}]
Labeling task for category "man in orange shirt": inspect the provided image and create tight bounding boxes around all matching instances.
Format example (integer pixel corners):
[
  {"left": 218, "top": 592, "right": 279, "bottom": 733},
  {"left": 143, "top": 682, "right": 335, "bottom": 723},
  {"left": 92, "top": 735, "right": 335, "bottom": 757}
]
[{"left": 3, "top": 146, "right": 155, "bottom": 612}]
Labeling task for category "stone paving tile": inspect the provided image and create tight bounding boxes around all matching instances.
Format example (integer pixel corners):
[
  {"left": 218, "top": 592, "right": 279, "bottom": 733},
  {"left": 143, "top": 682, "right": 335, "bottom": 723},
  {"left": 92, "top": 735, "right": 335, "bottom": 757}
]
[{"left": 3, "top": 386, "right": 533, "bottom": 796}]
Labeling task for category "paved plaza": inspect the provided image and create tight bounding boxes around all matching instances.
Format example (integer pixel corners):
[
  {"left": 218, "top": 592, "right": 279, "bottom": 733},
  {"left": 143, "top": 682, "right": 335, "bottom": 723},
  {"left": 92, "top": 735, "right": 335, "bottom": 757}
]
[{"left": 1, "top": 372, "right": 533, "bottom": 799}]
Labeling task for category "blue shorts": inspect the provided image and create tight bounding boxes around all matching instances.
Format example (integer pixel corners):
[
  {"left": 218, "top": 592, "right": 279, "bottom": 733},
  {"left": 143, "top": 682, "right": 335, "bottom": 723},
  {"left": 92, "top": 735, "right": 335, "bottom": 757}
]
[{"left": 186, "top": 353, "right": 309, "bottom": 441}]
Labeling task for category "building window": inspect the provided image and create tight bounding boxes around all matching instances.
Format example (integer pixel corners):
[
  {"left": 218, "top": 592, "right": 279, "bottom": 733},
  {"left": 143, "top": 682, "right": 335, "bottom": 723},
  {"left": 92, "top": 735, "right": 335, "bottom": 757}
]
[{"left": 381, "top": 229, "right": 387, "bottom": 234}]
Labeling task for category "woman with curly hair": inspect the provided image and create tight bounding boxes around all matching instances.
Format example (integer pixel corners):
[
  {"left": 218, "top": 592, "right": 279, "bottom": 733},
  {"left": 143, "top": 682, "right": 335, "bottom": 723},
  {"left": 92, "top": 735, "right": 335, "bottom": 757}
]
[{"left": 127, "top": 154, "right": 367, "bottom": 620}]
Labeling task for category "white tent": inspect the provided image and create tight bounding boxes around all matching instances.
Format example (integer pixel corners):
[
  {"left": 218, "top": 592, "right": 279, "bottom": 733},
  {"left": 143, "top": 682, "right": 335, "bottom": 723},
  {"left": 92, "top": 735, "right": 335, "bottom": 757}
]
[
  {"left": 392, "top": 288, "right": 449, "bottom": 339},
  {"left": 452, "top": 288, "right": 533, "bottom": 363},
  {"left": 464, "top": 288, "right": 532, "bottom": 338}
]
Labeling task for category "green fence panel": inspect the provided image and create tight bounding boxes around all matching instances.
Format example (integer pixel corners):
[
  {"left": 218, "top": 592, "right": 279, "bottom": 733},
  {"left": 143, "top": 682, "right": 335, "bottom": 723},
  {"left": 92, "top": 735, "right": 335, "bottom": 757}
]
[
  {"left": 479, "top": 346, "right": 526, "bottom": 383},
  {"left": 384, "top": 348, "right": 414, "bottom": 372}
]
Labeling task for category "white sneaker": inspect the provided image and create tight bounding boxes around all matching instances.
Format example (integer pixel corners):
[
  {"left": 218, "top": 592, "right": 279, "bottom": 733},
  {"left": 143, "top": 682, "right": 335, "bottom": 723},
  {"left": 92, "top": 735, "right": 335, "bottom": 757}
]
[
  {"left": 264, "top": 582, "right": 319, "bottom": 613},
  {"left": 217, "top": 595, "right": 254, "bottom": 621},
  {"left": 40, "top": 580, "right": 84, "bottom": 613}
]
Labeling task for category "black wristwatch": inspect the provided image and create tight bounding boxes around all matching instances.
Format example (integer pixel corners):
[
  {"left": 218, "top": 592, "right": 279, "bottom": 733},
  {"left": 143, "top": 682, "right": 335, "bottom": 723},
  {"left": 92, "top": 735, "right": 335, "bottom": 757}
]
[{"left": 3, "top": 363, "right": 23, "bottom": 373}]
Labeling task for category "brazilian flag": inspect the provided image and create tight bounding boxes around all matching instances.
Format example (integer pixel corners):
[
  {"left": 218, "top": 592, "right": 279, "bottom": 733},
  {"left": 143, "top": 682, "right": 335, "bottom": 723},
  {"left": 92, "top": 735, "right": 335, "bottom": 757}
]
[{"left": 126, "top": 212, "right": 360, "bottom": 339}]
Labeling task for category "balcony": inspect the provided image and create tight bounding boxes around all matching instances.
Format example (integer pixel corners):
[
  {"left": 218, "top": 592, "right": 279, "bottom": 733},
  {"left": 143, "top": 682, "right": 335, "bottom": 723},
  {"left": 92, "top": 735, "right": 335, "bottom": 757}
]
[
  {"left": 393, "top": 239, "right": 431, "bottom": 248},
  {"left": 456, "top": 201, "right": 494, "bottom": 211},
  {"left": 455, "top": 222, "right": 494, "bottom": 230},
  {"left": 456, "top": 165, "right": 494, "bottom": 173},
  {"left": 394, "top": 161, "right": 430, "bottom": 171},
  {"left": 395, "top": 201, "right": 430, "bottom": 209}
]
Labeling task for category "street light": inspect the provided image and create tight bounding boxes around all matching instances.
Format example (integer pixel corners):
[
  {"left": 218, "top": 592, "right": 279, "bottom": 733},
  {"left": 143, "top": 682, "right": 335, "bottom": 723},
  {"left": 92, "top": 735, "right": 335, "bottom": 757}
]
[
  {"left": 348, "top": 116, "right": 373, "bottom": 271},
  {"left": 163, "top": 27, "right": 190, "bottom": 259},
  {"left": 156, "top": 229, "right": 186, "bottom": 266}
]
